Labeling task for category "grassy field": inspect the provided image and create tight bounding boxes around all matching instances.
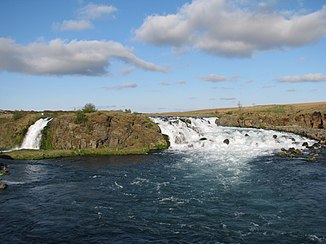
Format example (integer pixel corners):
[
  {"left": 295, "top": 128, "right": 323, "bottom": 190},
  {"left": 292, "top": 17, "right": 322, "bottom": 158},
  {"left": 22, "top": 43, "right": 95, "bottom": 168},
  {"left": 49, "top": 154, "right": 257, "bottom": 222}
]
[{"left": 150, "top": 102, "right": 326, "bottom": 117}]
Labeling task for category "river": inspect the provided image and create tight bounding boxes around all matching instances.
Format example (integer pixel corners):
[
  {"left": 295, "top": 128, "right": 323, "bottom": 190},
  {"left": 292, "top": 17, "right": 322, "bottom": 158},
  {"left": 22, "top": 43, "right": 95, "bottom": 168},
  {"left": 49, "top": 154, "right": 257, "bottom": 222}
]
[{"left": 1, "top": 149, "right": 325, "bottom": 243}]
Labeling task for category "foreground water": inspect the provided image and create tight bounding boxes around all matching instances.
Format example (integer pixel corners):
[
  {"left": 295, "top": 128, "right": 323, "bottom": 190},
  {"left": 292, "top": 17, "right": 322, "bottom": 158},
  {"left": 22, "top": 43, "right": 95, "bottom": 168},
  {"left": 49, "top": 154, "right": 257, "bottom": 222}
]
[{"left": 1, "top": 149, "right": 326, "bottom": 243}]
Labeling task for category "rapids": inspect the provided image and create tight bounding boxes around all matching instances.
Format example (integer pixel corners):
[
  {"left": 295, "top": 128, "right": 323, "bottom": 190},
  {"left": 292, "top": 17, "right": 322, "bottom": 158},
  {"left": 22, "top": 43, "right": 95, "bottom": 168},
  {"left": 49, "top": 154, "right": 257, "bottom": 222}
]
[{"left": 151, "top": 117, "right": 315, "bottom": 162}]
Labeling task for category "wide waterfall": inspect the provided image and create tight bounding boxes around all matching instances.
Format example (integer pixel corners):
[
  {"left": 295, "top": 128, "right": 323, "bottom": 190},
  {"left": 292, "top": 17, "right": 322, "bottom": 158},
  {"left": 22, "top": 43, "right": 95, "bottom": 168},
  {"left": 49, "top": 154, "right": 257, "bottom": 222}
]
[
  {"left": 151, "top": 117, "right": 315, "bottom": 161},
  {"left": 20, "top": 117, "right": 52, "bottom": 150}
]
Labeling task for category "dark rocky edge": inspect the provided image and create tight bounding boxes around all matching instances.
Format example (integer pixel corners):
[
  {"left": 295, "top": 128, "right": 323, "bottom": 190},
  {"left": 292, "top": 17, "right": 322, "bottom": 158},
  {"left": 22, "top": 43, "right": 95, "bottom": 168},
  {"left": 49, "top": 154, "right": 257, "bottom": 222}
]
[
  {"left": 277, "top": 142, "right": 324, "bottom": 162},
  {"left": 0, "top": 163, "right": 9, "bottom": 190}
]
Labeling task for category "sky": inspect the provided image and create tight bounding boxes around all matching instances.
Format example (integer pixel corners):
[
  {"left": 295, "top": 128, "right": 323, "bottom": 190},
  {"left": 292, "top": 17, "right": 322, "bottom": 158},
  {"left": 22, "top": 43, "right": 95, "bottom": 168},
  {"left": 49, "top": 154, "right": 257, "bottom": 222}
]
[{"left": 0, "top": 0, "right": 325, "bottom": 112}]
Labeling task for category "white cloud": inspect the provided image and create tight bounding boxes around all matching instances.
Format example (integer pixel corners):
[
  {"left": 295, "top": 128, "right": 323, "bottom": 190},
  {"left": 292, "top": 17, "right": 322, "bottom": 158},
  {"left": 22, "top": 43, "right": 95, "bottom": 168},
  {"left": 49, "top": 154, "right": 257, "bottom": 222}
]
[
  {"left": 78, "top": 3, "right": 117, "bottom": 20},
  {"left": 286, "top": 89, "right": 297, "bottom": 92},
  {"left": 135, "top": 0, "right": 326, "bottom": 57},
  {"left": 0, "top": 38, "right": 166, "bottom": 76},
  {"left": 120, "top": 66, "right": 136, "bottom": 75},
  {"left": 52, "top": 20, "right": 93, "bottom": 31},
  {"left": 160, "top": 82, "right": 171, "bottom": 86},
  {"left": 201, "top": 74, "right": 227, "bottom": 82},
  {"left": 175, "top": 80, "right": 187, "bottom": 85},
  {"left": 53, "top": 3, "right": 117, "bottom": 32},
  {"left": 220, "top": 97, "right": 236, "bottom": 101},
  {"left": 105, "top": 82, "right": 138, "bottom": 90},
  {"left": 160, "top": 80, "right": 187, "bottom": 86},
  {"left": 277, "top": 73, "right": 326, "bottom": 83}
]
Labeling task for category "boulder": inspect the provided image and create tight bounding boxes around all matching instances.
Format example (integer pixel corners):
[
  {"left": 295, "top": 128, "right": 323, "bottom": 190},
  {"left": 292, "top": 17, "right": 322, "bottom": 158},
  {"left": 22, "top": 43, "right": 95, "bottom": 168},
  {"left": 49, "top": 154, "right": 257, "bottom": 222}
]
[
  {"left": 273, "top": 135, "right": 277, "bottom": 139},
  {"left": 244, "top": 133, "right": 249, "bottom": 137},
  {"left": 302, "top": 142, "right": 309, "bottom": 147},
  {"left": 0, "top": 183, "right": 8, "bottom": 190},
  {"left": 223, "top": 139, "right": 230, "bottom": 145},
  {"left": 180, "top": 118, "right": 192, "bottom": 125},
  {"left": 199, "top": 137, "right": 207, "bottom": 141},
  {"left": 311, "top": 111, "right": 323, "bottom": 129},
  {"left": 307, "top": 143, "right": 321, "bottom": 149},
  {"left": 0, "top": 163, "right": 9, "bottom": 175}
]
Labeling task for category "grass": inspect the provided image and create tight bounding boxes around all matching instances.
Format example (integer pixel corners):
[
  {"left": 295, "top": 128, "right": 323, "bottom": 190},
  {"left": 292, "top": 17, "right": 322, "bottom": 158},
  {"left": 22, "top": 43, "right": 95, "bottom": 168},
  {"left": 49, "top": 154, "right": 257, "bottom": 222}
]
[
  {"left": 0, "top": 144, "right": 168, "bottom": 160},
  {"left": 0, "top": 145, "right": 170, "bottom": 161}
]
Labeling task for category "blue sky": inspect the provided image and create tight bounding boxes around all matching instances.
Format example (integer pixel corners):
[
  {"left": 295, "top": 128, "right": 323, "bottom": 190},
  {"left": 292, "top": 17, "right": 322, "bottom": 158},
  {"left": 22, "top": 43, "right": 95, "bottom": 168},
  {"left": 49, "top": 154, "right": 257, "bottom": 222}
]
[{"left": 0, "top": 0, "right": 325, "bottom": 112}]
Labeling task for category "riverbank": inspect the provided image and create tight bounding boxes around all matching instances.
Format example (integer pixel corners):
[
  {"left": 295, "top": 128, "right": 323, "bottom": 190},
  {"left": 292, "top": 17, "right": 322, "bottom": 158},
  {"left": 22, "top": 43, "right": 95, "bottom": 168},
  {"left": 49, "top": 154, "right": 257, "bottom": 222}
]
[{"left": 0, "top": 102, "right": 325, "bottom": 160}]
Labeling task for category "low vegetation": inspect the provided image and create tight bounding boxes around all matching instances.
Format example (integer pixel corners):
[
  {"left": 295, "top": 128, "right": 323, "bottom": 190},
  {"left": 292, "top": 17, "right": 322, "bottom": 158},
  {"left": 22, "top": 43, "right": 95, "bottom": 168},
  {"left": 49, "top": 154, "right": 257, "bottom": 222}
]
[
  {"left": 82, "top": 103, "right": 97, "bottom": 113},
  {"left": 75, "top": 110, "right": 87, "bottom": 124}
]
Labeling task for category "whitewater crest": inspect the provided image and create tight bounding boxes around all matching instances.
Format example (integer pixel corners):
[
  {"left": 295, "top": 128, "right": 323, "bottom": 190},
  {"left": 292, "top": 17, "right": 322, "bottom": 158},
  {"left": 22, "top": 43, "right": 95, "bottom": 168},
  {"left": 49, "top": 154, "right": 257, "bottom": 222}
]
[
  {"left": 151, "top": 117, "right": 315, "bottom": 160},
  {"left": 20, "top": 117, "right": 52, "bottom": 150}
]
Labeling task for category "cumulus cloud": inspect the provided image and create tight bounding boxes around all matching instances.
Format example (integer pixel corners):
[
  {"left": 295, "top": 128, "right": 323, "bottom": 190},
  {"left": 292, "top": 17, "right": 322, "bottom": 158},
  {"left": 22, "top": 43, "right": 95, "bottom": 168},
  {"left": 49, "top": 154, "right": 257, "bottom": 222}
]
[
  {"left": 53, "top": 20, "right": 93, "bottom": 31},
  {"left": 120, "top": 66, "right": 136, "bottom": 75},
  {"left": 53, "top": 3, "right": 117, "bottom": 31},
  {"left": 78, "top": 3, "right": 117, "bottom": 20},
  {"left": 0, "top": 38, "right": 166, "bottom": 76},
  {"left": 105, "top": 82, "right": 138, "bottom": 90},
  {"left": 277, "top": 73, "right": 326, "bottom": 83},
  {"left": 201, "top": 74, "right": 227, "bottom": 82},
  {"left": 135, "top": 0, "right": 326, "bottom": 57}
]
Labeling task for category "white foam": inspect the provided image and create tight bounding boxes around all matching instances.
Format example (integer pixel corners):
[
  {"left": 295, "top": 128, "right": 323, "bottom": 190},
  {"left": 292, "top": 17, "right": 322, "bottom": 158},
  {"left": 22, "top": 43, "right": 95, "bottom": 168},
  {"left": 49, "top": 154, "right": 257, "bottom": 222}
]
[{"left": 151, "top": 117, "right": 315, "bottom": 162}]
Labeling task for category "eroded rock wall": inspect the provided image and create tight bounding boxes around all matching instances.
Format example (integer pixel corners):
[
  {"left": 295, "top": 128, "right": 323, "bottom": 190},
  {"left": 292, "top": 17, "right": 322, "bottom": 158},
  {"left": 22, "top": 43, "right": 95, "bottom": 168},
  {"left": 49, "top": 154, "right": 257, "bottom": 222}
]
[{"left": 42, "top": 111, "right": 168, "bottom": 151}]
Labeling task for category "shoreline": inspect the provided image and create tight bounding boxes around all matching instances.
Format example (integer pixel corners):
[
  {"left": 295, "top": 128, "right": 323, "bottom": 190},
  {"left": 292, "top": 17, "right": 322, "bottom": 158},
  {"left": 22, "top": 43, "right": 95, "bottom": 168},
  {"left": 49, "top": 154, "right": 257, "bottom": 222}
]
[
  {"left": 1, "top": 102, "right": 325, "bottom": 160},
  {"left": 0, "top": 145, "right": 167, "bottom": 160}
]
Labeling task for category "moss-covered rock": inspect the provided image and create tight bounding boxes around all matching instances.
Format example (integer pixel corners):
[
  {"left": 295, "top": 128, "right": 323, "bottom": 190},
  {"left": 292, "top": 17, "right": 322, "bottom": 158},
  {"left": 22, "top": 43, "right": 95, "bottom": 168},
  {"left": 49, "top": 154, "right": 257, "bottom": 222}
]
[
  {"left": 278, "top": 148, "right": 303, "bottom": 158},
  {"left": 42, "top": 111, "right": 168, "bottom": 151}
]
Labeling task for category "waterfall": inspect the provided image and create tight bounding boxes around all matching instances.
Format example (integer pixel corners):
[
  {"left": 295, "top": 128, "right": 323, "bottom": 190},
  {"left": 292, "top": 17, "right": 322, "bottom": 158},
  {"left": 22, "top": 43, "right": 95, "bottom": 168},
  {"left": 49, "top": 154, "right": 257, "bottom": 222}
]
[
  {"left": 20, "top": 117, "right": 52, "bottom": 150},
  {"left": 151, "top": 117, "right": 315, "bottom": 160}
]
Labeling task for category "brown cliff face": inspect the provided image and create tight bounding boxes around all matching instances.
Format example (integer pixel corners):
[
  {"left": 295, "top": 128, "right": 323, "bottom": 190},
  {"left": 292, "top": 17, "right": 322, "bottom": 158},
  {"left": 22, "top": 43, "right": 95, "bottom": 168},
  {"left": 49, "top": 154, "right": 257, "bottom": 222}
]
[{"left": 42, "top": 111, "right": 168, "bottom": 151}]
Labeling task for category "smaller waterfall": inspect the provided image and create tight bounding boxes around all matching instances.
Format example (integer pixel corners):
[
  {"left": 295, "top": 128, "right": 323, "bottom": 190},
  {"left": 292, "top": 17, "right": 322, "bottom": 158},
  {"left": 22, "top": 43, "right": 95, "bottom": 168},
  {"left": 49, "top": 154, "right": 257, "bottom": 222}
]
[{"left": 20, "top": 117, "right": 52, "bottom": 150}]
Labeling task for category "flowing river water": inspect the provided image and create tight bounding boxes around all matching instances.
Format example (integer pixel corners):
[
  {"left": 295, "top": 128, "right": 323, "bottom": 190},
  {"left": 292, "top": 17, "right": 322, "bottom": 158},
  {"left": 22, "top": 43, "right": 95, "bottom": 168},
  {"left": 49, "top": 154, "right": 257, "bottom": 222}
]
[{"left": 0, "top": 117, "right": 325, "bottom": 243}]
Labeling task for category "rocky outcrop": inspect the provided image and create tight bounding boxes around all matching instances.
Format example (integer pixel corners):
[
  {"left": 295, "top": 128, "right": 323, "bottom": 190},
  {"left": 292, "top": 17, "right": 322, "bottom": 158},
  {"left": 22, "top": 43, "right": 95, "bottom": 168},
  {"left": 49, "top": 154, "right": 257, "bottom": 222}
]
[
  {"left": 42, "top": 111, "right": 168, "bottom": 151},
  {"left": 216, "top": 110, "right": 326, "bottom": 144},
  {"left": 295, "top": 112, "right": 324, "bottom": 129}
]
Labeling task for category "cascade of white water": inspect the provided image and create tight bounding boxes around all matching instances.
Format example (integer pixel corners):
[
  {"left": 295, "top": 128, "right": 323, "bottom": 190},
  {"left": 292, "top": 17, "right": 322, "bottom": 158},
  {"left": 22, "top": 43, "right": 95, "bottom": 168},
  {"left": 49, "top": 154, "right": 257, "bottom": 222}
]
[
  {"left": 151, "top": 117, "right": 315, "bottom": 160},
  {"left": 20, "top": 117, "right": 52, "bottom": 150}
]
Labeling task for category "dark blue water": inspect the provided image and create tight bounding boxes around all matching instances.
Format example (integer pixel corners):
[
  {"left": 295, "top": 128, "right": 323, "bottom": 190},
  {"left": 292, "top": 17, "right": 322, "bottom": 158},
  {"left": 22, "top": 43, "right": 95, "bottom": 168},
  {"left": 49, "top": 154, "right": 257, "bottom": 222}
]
[{"left": 1, "top": 150, "right": 326, "bottom": 243}]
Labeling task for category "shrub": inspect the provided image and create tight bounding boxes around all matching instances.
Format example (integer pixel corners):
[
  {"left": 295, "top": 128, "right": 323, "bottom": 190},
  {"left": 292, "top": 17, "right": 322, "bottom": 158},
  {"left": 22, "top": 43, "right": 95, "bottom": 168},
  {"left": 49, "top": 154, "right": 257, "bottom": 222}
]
[
  {"left": 82, "top": 103, "right": 97, "bottom": 113},
  {"left": 75, "top": 110, "right": 87, "bottom": 124},
  {"left": 12, "top": 111, "right": 25, "bottom": 121},
  {"left": 124, "top": 109, "right": 132, "bottom": 113}
]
